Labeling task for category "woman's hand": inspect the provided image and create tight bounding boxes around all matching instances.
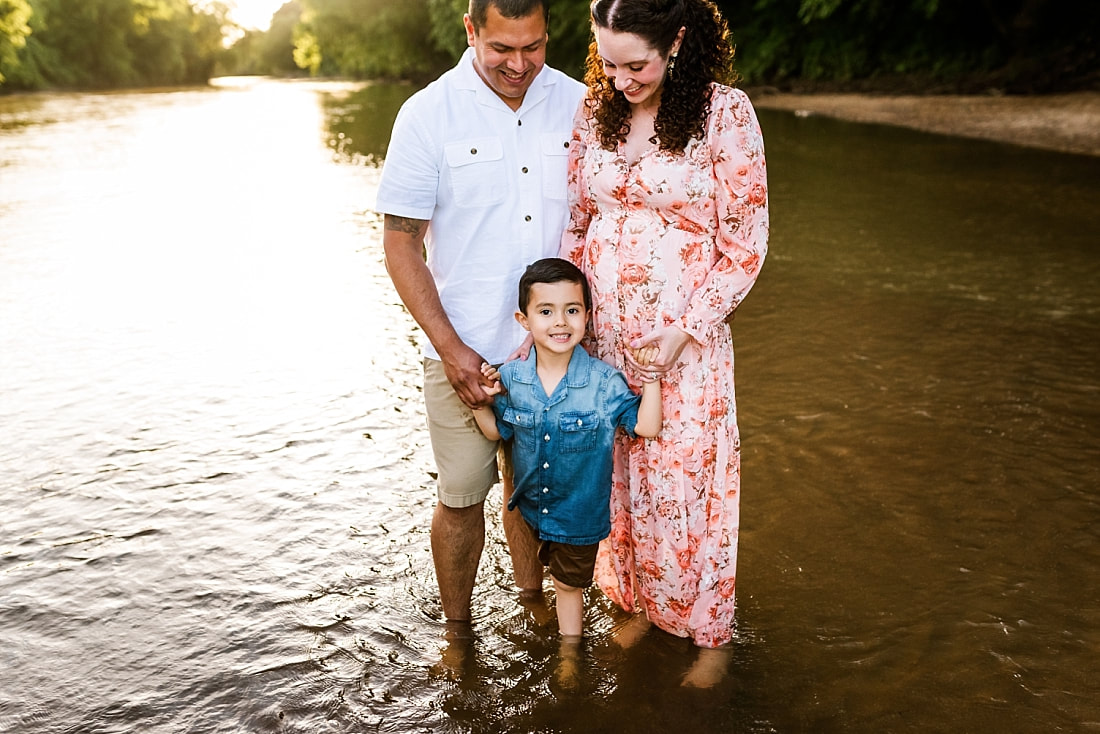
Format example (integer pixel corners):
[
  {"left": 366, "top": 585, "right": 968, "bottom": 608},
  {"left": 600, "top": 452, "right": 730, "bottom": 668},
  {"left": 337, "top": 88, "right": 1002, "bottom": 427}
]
[{"left": 627, "top": 326, "right": 693, "bottom": 377}]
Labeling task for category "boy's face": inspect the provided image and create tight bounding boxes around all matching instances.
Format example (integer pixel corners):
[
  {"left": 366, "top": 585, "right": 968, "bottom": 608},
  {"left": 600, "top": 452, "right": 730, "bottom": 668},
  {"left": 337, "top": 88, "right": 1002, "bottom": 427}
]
[{"left": 516, "top": 281, "right": 588, "bottom": 357}]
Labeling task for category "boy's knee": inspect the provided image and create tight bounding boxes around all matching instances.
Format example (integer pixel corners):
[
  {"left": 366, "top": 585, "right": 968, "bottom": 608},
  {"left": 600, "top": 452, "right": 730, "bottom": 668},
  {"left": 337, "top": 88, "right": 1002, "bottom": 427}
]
[{"left": 552, "top": 576, "right": 581, "bottom": 594}]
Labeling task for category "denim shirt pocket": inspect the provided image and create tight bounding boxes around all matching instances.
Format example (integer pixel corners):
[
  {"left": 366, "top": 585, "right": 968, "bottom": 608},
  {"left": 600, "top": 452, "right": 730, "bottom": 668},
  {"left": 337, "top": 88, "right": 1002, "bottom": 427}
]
[
  {"left": 559, "top": 411, "right": 599, "bottom": 453},
  {"left": 503, "top": 407, "right": 536, "bottom": 451}
]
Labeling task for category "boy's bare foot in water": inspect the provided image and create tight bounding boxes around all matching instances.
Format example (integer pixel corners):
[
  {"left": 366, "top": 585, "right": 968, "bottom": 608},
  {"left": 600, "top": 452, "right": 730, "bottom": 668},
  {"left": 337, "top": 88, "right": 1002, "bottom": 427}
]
[{"left": 552, "top": 635, "right": 583, "bottom": 694}]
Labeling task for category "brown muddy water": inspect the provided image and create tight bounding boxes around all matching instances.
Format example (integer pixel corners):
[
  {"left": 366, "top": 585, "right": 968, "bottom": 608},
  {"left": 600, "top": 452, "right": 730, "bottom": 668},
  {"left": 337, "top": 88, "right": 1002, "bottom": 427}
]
[{"left": 1, "top": 77, "right": 1097, "bottom": 733}]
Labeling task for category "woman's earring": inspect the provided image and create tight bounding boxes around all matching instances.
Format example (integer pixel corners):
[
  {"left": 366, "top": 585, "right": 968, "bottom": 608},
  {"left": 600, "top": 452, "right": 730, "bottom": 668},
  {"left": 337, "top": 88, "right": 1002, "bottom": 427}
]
[{"left": 668, "top": 52, "right": 678, "bottom": 78}]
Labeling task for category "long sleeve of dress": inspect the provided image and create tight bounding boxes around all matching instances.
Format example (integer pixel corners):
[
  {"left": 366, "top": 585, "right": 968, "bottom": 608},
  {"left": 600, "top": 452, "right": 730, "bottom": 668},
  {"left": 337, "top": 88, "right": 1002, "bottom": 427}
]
[
  {"left": 678, "top": 87, "right": 769, "bottom": 344},
  {"left": 560, "top": 98, "right": 594, "bottom": 268}
]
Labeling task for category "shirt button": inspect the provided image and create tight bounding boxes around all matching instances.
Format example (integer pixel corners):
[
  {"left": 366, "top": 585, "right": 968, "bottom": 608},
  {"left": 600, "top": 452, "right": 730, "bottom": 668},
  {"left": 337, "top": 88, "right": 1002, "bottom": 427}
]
[
  {"left": 543, "top": 487, "right": 549, "bottom": 493},
  {"left": 542, "top": 509, "right": 548, "bottom": 514},
  {"left": 470, "top": 147, "right": 477, "bottom": 154},
  {"left": 518, "top": 119, "right": 523, "bottom": 126},
  {"left": 577, "top": 419, "right": 583, "bottom": 426},
  {"left": 525, "top": 215, "right": 532, "bottom": 222},
  {"left": 521, "top": 167, "right": 528, "bottom": 174},
  {"left": 543, "top": 462, "right": 549, "bottom": 469},
  {"left": 544, "top": 434, "right": 550, "bottom": 441},
  {"left": 563, "top": 141, "right": 569, "bottom": 148}
]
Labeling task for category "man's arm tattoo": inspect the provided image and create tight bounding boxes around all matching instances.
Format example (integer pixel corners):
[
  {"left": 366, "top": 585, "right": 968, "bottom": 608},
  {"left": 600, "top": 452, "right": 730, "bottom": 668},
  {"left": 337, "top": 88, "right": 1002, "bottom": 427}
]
[{"left": 385, "top": 215, "right": 428, "bottom": 236}]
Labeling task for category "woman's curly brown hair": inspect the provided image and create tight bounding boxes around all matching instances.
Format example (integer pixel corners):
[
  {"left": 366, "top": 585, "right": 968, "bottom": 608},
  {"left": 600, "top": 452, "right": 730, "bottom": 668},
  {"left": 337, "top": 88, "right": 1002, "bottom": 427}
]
[{"left": 584, "top": 0, "right": 737, "bottom": 154}]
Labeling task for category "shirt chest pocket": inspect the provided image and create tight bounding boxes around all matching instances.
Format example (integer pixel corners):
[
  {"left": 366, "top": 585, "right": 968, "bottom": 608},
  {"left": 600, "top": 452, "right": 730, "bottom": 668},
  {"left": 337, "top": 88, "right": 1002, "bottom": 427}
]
[
  {"left": 444, "top": 137, "right": 507, "bottom": 208},
  {"left": 503, "top": 406, "right": 536, "bottom": 451},
  {"left": 540, "top": 133, "right": 571, "bottom": 201},
  {"left": 559, "top": 411, "right": 599, "bottom": 453}
]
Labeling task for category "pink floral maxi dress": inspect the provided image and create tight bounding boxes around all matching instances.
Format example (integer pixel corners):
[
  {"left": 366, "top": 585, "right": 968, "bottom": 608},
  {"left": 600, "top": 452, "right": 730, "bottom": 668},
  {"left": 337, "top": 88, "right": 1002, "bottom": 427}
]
[{"left": 560, "top": 85, "right": 768, "bottom": 648}]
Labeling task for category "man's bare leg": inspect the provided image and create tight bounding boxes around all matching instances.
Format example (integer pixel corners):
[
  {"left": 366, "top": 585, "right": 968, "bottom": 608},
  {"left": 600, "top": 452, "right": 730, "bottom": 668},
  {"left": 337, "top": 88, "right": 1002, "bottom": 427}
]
[
  {"left": 501, "top": 475, "right": 543, "bottom": 597},
  {"left": 431, "top": 500, "right": 485, "bottom": 622}
]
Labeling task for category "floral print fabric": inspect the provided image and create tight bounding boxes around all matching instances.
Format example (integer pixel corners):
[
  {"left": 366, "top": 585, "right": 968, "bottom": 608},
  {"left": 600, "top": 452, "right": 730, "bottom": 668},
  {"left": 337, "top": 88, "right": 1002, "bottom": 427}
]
[{"left": 560, "top": 85, "right": 769, "bottom": 648}]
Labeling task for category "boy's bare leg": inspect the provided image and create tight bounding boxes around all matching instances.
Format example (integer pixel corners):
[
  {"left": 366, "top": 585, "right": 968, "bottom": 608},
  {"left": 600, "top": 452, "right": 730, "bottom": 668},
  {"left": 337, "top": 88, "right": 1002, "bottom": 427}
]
[
  {"left": 431, "top": 500, "right": 485, "bottom": 622},
  {"left": 502, "top": 475, "right": 543, "bottom": 597},
  {"left": 553, "top": 576, "right": 584, "bottom": 637},
  {"left": 554, "top": 634, "right": 583, "bottom": 691},
  {"left": 552, "top": 575, "right": 585, "bottom": 692},
  {"left": 681, "top": 645, "right": 732, "bottom": 688}
]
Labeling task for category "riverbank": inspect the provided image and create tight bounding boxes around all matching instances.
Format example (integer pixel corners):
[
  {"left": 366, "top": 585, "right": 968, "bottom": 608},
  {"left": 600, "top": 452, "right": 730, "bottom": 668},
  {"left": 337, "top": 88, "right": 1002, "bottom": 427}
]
[{"left": 746, "top": 89, "right": 1100, "bottom": 158}]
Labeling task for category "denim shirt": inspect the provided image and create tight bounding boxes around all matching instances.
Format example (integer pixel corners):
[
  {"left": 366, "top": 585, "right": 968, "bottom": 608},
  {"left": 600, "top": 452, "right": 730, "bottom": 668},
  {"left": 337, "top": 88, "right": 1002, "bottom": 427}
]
[{"left": 492, "top": 345, "right": 641, "bottom": 544}]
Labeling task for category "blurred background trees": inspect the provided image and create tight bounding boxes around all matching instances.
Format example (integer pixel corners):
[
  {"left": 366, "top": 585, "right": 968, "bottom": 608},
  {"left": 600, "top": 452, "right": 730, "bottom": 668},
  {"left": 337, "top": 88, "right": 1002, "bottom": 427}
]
[
  {"left": 1, "top": 0, "right": 1097, "bottom": 93},
  {"left": 1, "top": 0, "right": 229, "bottom": 89}
]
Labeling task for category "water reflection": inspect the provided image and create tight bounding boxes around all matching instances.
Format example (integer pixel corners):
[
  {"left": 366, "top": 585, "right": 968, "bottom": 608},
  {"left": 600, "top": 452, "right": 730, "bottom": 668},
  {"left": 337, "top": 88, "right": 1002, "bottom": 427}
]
[
  {"left": 320, "top": 81, "right": 417, "bottom": 165},
  {"left": 0, "top": 79, "right": 1097, "bottom": 733}
]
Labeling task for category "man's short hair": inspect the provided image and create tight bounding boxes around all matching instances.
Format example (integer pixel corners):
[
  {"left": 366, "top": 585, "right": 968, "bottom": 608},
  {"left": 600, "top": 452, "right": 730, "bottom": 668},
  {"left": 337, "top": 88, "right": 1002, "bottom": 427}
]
[
  {"left": 518, "top": 258, "right": 592, "bottom": 313},
  {"left": 468, "top": 0, "right": 550, "bottom": 30}
]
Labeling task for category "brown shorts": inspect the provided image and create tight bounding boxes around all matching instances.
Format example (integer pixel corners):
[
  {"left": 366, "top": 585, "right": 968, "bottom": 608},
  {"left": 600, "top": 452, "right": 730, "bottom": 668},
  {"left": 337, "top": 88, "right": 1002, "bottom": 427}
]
[
  {"left": 534, "top": 532, "right": 599, "bottom": 589},
  {"left": 423, "top": 358, "right": 511, "bottom": 508}
]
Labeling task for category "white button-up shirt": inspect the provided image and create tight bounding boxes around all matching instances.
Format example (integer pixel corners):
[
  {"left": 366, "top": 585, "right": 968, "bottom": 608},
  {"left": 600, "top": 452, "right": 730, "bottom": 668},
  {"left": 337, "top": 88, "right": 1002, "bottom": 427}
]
[{"left": 375, "top": 49, "right": 585, "bottom": 365}]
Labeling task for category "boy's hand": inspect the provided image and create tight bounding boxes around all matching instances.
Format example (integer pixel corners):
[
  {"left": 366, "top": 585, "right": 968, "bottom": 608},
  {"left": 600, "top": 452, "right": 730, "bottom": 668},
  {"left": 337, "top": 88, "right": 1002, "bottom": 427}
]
[
  {"left": 632, "top": 346, "right": 662, "bottom": 384},
  {"left": 633, "top": 345, "right": 659, "bottom": 367},
  {"left": 480, "top": 362, "right": 503, "bottom": 397}
]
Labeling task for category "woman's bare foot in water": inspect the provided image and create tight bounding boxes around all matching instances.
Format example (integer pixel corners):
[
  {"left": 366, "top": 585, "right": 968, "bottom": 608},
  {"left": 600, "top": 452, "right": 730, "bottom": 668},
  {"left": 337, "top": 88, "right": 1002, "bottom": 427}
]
[
  {"left": 681, "top": 646, "right": 731, "bottom": 688},
  {"left": 611, "top": 613, "right": 652, "bottom": 649}
]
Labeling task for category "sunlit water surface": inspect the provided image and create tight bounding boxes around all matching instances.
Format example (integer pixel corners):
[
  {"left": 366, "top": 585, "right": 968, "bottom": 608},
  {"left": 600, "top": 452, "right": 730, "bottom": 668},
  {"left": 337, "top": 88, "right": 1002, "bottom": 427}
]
[{"left": 1, "top": 77, "right": 1098, "bottom": 733}]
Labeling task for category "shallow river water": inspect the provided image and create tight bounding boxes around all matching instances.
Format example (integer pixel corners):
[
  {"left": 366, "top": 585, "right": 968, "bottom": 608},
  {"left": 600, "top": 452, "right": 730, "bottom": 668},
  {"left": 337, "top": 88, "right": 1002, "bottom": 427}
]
[{"left": 1, "top": 77, "right": 1098, "bottom": 733}]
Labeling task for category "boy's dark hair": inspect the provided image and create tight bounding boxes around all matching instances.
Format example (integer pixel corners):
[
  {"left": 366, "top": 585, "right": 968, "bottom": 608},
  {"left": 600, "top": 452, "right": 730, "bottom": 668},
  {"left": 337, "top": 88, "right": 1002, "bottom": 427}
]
[
  {"left": 469, "top": 0, "right": 550, "bottom": 29},
  {"left": 518, "top": 258, "right": 592, "bottom": 313}
]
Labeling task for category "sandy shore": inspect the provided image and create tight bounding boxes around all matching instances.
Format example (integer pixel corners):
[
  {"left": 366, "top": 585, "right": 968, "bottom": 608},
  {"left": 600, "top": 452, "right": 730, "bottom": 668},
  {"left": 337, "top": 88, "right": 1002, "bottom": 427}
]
[{"left": 746, "top": 89, "right": 1100, "bottom": 158}]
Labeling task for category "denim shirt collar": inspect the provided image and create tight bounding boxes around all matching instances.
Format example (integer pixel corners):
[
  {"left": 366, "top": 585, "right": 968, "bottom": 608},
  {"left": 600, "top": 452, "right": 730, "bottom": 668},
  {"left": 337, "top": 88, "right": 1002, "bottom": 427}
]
[{"left": 509, "top": 345, "right": 593, "bottom": 405}]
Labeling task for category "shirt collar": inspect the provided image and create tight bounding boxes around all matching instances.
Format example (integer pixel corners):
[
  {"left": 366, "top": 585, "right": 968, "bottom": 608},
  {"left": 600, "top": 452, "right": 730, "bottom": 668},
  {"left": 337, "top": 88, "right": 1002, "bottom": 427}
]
[
  {"left": 512, "top": 345, "right": 593, "bottom": 390},
  {"left": 454, "top": 47, "right": 554, "bottom": 115}
]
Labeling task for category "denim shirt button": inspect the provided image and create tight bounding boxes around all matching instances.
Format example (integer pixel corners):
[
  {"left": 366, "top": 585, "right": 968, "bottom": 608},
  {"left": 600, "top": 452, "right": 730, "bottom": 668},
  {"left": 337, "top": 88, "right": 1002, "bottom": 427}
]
[
  {"left": 542, "top": 462, "right": 549, "bottom": 469},
  {"left": 542, "top": 487, "right": 549, "bottom": 493},
  {"left": 542, "top": 508, "right": 548, "bottom": 514},
  {"left": 544, "top": 434, "right": 550, "bottom": 441}
]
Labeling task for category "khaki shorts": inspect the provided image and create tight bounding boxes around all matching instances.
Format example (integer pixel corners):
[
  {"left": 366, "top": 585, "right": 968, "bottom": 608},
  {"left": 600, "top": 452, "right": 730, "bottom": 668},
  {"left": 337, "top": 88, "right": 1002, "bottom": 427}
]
[{"left": 423, "top": 358, "right": 510, "bottom": 508}]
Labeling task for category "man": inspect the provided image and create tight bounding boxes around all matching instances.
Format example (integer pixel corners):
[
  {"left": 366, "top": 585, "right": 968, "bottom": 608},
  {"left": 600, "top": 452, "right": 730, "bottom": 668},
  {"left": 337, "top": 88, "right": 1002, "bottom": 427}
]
[{"left": 374, "top": 0, "right": 585, "bottom": 629}]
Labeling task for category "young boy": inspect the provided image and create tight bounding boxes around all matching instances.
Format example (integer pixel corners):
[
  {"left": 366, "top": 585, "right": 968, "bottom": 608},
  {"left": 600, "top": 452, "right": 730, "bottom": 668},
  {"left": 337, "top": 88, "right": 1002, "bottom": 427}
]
[{"left": 472, "top": 258, "right": 661, "bottom": 682}]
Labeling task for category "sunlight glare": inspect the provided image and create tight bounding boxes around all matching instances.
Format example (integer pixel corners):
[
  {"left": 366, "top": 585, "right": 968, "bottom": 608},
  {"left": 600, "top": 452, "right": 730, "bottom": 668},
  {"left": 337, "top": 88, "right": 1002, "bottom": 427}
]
[{"left": 228, "top": 0, "right": 286, "bottom": 30}]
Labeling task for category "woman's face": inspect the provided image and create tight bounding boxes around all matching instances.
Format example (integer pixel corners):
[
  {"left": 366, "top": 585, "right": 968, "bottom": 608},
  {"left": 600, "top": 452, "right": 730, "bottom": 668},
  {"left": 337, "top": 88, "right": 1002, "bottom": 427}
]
[{"left": 595, "top": 27, "right": 674, "bottom": 108}]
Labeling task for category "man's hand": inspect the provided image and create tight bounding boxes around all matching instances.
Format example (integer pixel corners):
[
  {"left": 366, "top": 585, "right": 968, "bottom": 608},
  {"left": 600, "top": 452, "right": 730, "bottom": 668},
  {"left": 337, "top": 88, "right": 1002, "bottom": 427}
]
[{"left": 441, "top": 344, "right": 497, "bottom": 409}]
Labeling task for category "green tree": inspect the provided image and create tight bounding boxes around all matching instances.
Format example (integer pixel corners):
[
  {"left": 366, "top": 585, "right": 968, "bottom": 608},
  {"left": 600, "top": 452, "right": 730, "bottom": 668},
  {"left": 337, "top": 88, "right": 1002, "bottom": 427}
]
[
  {"left": 0, "top": 0, "right": 33, "bottom": 83},
  {"left": 2, "top": 0, "right": 230, "bottom": 91},
  {"left": 295, "top": 0, "right": 449, "bottom": 78},
  {"left": 718, "top": 0, "right": 1099, "bottom": 91},
  {"left": 259, "top": 1, "right": 301, "bottom": 74}
]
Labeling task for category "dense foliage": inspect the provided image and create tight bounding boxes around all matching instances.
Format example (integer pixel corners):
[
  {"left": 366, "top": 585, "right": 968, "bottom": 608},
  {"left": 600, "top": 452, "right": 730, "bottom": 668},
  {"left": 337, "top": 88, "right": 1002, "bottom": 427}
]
[
  {"left": 230, "top": 0, "right": 1099, "bottom": 92},
  {"left": 720, "top": 0, "right": 1100, "bottom": 92},
  {"left": 0, "top": 0, "right": 228, "bottom": 90},
  {"left": 2, "top": 0, "right": 1096, "bottom": 92}
]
